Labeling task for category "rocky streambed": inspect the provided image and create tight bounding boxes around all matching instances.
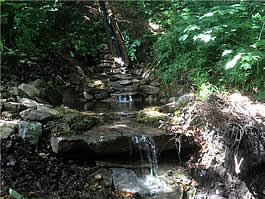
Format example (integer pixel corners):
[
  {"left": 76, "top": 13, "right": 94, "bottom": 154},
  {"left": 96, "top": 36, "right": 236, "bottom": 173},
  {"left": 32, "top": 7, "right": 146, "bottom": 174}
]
[{"left": 1, "top": 78, "right": 265, "bottom": 199}]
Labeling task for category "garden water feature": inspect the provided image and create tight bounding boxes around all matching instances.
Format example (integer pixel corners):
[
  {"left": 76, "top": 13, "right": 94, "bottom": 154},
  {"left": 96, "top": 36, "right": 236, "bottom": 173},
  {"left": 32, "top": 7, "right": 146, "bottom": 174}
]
[
  {"left": 130, "top": 136, "right": 172, "bottom": 197},
  {"left": 61, "top": 89, "right": 186, "bottom": 198}
]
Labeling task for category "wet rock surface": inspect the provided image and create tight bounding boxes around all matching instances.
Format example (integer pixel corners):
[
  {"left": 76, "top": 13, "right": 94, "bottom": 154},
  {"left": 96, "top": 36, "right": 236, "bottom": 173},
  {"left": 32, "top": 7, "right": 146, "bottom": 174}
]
[{"left": 50, "top": 119, "right": 181, "bottom": 155}]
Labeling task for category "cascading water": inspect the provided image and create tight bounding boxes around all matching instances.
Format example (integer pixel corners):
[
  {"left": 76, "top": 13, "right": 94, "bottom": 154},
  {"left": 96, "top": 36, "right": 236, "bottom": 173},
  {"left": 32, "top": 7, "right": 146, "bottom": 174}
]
[
  {"left": 132, "top": 136, "right": 158, "bottom": 177},
  {"left": 132, "top": 136, "right": 169, "bottom": 196},
  {"left": 117, "top": 95, "right": 133, "bottom": 103},
  {"left": 114, "top": 94, "right": 170, "bottom": 197}
]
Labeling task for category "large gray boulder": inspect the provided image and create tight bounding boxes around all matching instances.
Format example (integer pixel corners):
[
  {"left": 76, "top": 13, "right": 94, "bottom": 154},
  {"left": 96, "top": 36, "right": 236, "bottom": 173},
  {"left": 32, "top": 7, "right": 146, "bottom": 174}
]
[
  {"left": 0, "top": 120, "right": 19, "bottom": 138},
  {"left": 50, "top": 119, "right": 177, "bottom": 155},
  {"left": 19, "top": 98, "right": 39, "bottom": 108},
  {"left": 3, "top": 102, "right": 26, "bottom": 112},
  {"left": 18, "top": 83, "right": 40, "bottom": 98},
  {"left": 139, "top": 85, "right": 160, "bottom": 95},
  {"left": 20, "top": 104, "right": 58, "bottom": 121},
  {"left": 18, "top": 121, "right": 42, "bottom": 144}
]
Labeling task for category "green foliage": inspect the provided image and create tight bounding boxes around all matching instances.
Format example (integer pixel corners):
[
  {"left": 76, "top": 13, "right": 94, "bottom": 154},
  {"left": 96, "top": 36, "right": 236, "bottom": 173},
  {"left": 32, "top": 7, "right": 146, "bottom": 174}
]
[
  {"left": 138, "top": 1, "right": 265, "bottom": 97},
  {"left": 1, "top": 1, "right": 104, "bottom": 65},
  {"left": 9, "top": 188, "right": 25, "bottom": 199},
  {"left": 123, "top": 31, "right": 141, "bottom": 61},
  {"left": 55, "top": 105, "right": 79, "bottom": 118}
]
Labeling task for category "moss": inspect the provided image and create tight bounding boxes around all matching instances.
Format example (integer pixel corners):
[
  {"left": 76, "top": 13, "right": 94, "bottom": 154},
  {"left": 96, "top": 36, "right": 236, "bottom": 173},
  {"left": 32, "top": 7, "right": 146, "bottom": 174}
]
[
  {"left": 70, "top": 116, "right": 98, "bottom": 131},
  {"left": 50, "top": 105, "right": 98, "bottom": 136},
  {"left": 55, "top": 105, "right": 79, "bottom": 118},
  {"left": 136, "top": 110, "right": 169, "bottom": 127},
  {"left": 142, "top": 106, "right": 161, "bottom": 112}
]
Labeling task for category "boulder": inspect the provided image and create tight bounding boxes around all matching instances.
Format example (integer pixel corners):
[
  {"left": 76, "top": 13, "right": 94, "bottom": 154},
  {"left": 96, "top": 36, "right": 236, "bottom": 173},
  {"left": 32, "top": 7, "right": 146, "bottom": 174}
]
[
  {"left": 0, "top": 120, "right": 19, "bottom": 138},
  {"left": 18, "top": 121, "right": 42, "bottom": 144},
  {"left": 19, "top": 98, "right": 39, "bottom": 108},
  {"left": 130, "top": 68, "right": 143, "bottom": 76},
  {"left": 168, "top": 97, "right": 178, "bottom": 103},
  {"left": 8, "top": 87, "right": 19, "bottom": 96},
  {"left": 30, "top": 79, "right": 47, "bottom": 89},
  {"left": 145, "top": 95, "right": 155, "bottom": 104},
  {"left": 18, "top": 83, "right": 40, "bottom": 98},
  {"left": 3, "top": 102, "right": 26, "bottom": 112},
  {"left": 84, "top": 88, "right": 112, "bottom": 94},
  {"left": 97, "top": 63, "right": 112, "bottom": 68},
  {"left": 94, "top": 92, "right": 109, "bottom": 100},
  {"left": 168, "top": 93, "right": 195, "bottom": 105},
  {"left": 139, "top": 85, "right": 160, "bottom": 95},
  {"left": 83, "top": 91, "right": 94, "bottom": 101},
  {"left": 20, "top": 105, "right": 58, "bottom": 121},
  {"left": 50, "top": 119, "right": 175, "bottom": 155},
  {"left": 178, "top": 93, "right": 194, "bottom": 103},
  {"left": 75, "top": 66, "right": 86, "bottom": 78}
]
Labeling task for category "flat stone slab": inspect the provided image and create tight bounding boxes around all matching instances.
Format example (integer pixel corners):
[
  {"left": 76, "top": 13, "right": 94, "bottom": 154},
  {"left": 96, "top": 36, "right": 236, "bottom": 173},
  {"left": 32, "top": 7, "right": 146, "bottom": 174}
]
[
  {"left": 111, "top": 92, "right": 138, "bottom": 96},
  {"left": 50, "top": 119, "right": 175, "bottom": 155}
]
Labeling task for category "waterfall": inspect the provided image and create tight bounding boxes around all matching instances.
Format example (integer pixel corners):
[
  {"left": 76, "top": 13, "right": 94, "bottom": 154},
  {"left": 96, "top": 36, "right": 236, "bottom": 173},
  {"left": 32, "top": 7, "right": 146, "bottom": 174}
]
[
  {"left": 132, "top": 136, "right": 158, "bottom": 177},
  {"left": 117, "top": 94, "right": 133, "bottom": 103},
  {"left": 129, "top": 95, "right": 133, "bottom": 102},
  {"left": 132, "top": 136, "right": 169, "bottom": 196}
]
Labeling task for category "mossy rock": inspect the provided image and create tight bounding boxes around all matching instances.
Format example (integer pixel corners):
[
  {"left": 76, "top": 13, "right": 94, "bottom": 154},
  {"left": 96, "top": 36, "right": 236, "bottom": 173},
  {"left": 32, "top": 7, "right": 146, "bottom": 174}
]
[
  {"left": 50, "top": 105, "right": 98, "bottom": 135},
  {"left": 55, "top": 105, "right": 79, "bottom": 118},
  {"left": 142, "top": 106, "right": 161, "bottom": 112},
  {"left": 70, "top": 115, "right": 98, "bottom": 131},
  {"left": 136, "top": 110, "right": 169, "bottom": 127}
]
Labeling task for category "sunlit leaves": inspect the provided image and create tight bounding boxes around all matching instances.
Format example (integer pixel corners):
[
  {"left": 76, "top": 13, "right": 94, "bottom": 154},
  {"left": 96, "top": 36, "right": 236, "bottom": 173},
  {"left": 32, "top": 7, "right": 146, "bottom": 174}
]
[{"left": 151, "top": 1, "right": 265, "bottom": 95}]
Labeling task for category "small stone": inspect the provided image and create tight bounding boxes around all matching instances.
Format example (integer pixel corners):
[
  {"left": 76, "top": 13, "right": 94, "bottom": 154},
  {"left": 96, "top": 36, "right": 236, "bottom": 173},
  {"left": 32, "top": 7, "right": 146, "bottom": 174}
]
[
  {"left": 119, "top": 80, "right": 131, "bottom": 86},
  {"left": 1, "top": 111, "right": 18, "bottom": 119},
  {"left": 94, "top": 174, "right": 102, "bottom": 180},
  {"left": 94, "top": 80, "right": 103, "bottom": 87},
  {"left": 150, "top": 81, "right": 160, "bottom": 87},
  {"left": 101, "top": 44, "right": 109, "bottom": 50},
  {"left": 104, "top": 54, "right": 112, "bottom": 60},
  {"left": 88, "top": 83, "right": 96, "bottom": 88}
]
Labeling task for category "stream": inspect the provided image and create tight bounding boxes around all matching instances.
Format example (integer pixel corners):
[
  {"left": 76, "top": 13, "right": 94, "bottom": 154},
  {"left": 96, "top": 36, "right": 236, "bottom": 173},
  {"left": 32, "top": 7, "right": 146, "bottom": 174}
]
[{"left": 62, "top": 93, "right": 190, "bottom": 198}]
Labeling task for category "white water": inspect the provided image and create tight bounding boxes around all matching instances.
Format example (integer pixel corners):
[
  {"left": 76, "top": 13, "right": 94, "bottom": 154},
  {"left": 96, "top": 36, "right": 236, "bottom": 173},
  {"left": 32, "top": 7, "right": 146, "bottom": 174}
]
[
  {"left": 118, "top": 95, "right": 133, "bottom": 103},
  {"left": 132, "top": 136, "right": 170, "bottom": 196}
]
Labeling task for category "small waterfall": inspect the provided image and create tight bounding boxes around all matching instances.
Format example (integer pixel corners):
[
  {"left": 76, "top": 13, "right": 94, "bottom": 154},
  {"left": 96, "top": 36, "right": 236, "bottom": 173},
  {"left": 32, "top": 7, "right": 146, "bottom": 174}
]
[
  {"left": 131, "top": 136, "right": 170, "bottom": 196},
  {"left": 132, "top": 136, "right": 158, "bottom": 177},
  {"left": 117, "top": 95, "right": 133, "bottom": 103},
  {"left": 129, "top": 95, "right": 133, "bottom": 102}
]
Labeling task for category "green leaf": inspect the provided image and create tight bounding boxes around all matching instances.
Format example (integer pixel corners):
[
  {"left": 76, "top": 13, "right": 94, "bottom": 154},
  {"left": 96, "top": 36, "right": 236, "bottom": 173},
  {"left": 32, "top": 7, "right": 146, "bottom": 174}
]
[
  {"left": 5, "top": 2, "right": 26, "bottom": 9},
  {"left": 179, "top": 34, "right": 189, "bottom": 41},
  {"left": 0, "top": 41, "right": 3, "bottom": 52},
  {"left": 9, "top": 188, "right": 25, "bottom": 199},
  {"left": 257, "top": 91, "right": 265, "bottom": 101}
]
